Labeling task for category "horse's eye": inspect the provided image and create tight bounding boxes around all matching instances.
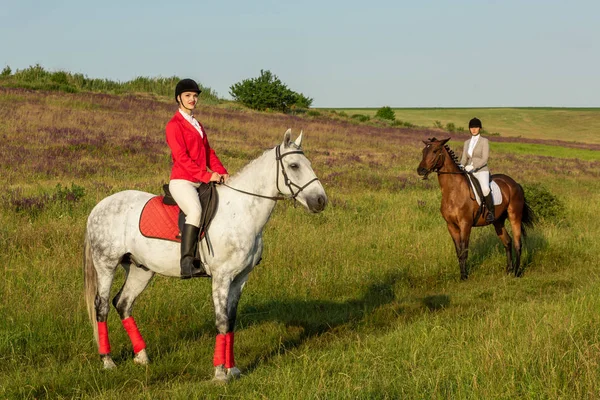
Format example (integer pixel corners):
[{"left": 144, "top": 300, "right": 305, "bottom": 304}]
[{"left": 289, "top": 163, "right": 299, "bottom": 170}]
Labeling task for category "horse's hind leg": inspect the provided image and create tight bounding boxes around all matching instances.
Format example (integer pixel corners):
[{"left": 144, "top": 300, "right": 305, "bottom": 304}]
[
  {"left": 508, "top": 213, "right": 524, "bottom": 277},
  {"left": 94, "top": 260, "right": 118, "bottom": 369},
  {"left": 112, "top": 258, "right": 155, "bottom": 365},
  {"left": 493, "top": 218, "right": 514, "bottom": 275}
]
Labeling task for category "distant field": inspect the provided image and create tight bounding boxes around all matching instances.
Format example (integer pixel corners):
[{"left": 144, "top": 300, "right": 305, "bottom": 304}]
[{"left": 328, "top": 107, "right": 600, "bottom": 144}]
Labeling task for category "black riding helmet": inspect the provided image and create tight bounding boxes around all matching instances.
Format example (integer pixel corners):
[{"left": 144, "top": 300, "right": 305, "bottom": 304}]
[
  {"left": 175, "top": 78, "right": 202, "bottom": 103},
  {"left": 469, "top": 117, "right": 482, "bottom": 129}
]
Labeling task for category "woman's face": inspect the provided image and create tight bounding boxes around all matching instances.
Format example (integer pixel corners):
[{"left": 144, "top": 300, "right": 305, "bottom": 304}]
[
  {"left": 179, "top": 92, "right": 198, "bottom": 109},
  {"left": 469, "top": 127, "right": 481, "bottom": 136}
]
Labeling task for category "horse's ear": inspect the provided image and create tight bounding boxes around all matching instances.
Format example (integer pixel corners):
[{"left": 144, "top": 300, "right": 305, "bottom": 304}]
[
  {"left": 283, "top": 128, "right": 292, "bottom": 147},
  {"left": 440, "top": 137, "right": 451, "bottom": 145},
  {"left": 294, "top": 130, "right": 303, "bottom": 148},
  {"left": 422, "top": 140, "right": 430, "bottom": 145}
]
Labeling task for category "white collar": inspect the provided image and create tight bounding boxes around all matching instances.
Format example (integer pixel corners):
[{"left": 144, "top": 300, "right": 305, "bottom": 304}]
[{"left": 178, "top": 109, "right": 194, "bottom": 122}]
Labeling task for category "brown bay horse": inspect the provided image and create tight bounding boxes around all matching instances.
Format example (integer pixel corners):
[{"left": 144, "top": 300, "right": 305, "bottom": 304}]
[{"left": 417, "top": 137, "right": 535, "bottom": 280}]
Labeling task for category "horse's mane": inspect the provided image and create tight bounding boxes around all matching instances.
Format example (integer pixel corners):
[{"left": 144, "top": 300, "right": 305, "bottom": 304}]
[
  {"left": 229, "top": 148, "right": 273, "bottom": 182},
  {"left": 444, "top": 144, "right": 461, "bottom": 167},
  {"left": 427, "top": 137, "right": 462, "bottom": 171}
]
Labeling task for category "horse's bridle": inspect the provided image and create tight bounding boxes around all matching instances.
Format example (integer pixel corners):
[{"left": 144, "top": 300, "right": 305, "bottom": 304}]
[
  {"left": 420, "top": 146, "right": 446, "bottom": 180},
  {"left": 421, "top": 145, "right": 465, "bottom": 180},
  {"left": 222, "top": 144, "right": 320, "bottom": 202}
]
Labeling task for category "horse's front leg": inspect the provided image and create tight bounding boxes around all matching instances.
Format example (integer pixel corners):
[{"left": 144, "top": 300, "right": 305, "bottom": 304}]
[
  {"left": 211, "top": 271, "right": 249, "bottom": 382},
  {"left": 447, "top": 222, "right": 471, "bottom": 280}
]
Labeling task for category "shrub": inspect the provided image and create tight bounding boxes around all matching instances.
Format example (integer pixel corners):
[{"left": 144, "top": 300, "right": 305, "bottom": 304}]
[
  {"left": 522, "top": 183, "right": 565, "bottom": 220},
  {"left": 351, "top": 114, "right": 370, "bottom": 122},
  {"left": 229, "top": 70, "right": 312, "bottom": 113},
  {"left": 375, "top": 106, "right": 395, "bottom": 121},
  {"left": 433, "top": 120, "right": 444, "bottom": 129},
  {"left": 307, "top": 110, "right": 321, "bottom": 117},
  {"left": 0, "top": 64, "right": 220, "bottom": 103},
  {"left": 446, "top": 122, "right": 456, "bottom": 132},
  {"left": 294, "top": 92, "right": 313, "bottom": 109}
]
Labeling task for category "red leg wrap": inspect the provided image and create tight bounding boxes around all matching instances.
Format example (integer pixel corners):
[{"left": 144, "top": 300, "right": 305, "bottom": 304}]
[
  {"left": 225, "top": 331, "right": 235, "bottom": 368},
  {"left": 122, "top": 317, "right": 146, "bottom": 354},
  {"left": 97, "top": 321, "right": 111, "bottom": 355},
  {"left": 213, "top": 333, "right": 226, "bottom": 366}
]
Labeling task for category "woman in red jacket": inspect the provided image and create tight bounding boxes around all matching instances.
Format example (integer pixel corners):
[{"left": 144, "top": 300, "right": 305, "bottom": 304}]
[{"left": 166, "top": 78, "right": 229, "bottom": 279}]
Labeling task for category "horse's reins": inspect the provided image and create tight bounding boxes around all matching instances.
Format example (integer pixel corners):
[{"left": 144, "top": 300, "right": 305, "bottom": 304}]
[
  {"left": 221, "top": 145, "right": 320, "bottom": 203},
  {"left": 421, "top": 145, "right": 486, "bottom": 178}
]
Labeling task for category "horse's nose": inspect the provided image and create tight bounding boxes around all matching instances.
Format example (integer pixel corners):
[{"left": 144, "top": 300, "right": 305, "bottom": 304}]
[
  {"left": 417, "top": 167, "right": 427, "bottom": 176},
  {"left": 308, "top": 194, "right": 328, "bottom": 213}
]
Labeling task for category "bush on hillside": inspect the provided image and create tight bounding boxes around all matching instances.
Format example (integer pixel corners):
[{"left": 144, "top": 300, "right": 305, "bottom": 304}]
[
  {"left": 522, "top": 183, "right": 565, "bottom": 220},
  {"left": 351, "top": 114, "right": 370, "bottom": 122},
  {"left": 0, "top": 64, "right": 221, "bottom": 104},
  {"left": 392, "top": 120, "right": 416, "bottom": 128},
  {"left": 375, "top": 106, "right": 395, "bottom": 121},
  {"left": 229, "top": 70, "right": 313, "bottom": 113}
]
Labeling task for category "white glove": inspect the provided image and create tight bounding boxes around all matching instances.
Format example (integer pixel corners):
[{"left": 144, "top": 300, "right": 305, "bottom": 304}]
[{"left": 465, "top": 165, "right": 474, "bottom": 172}]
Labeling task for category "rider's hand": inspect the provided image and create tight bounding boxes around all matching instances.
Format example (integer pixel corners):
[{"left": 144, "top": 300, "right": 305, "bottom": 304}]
[
  {"left": 220, "top": 174, "right": 229, "bottom": 183},
  {"left": 210, "top": 172, "right": 222, "bottom": 182},
  {"left": 465, "top": 165, "right": 474, "bottom": 172}
]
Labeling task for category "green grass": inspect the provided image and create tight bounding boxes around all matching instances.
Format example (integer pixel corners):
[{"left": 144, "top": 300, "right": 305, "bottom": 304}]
[
  {"left": 0, "top": 64, "right": 221, "bottom": 104},
  {"left": 330, "top": 107, "right": 600, "bottom": 144},
  {"left": 2, "top": 86, "right": 600, "bottom": 398}
]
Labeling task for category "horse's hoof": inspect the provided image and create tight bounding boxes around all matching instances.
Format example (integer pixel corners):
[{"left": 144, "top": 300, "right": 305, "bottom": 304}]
[
  {"left": 133, "top": 349, "right": 149, "bottom": 365},
  {"left": 101, "top": 355, "right": 117, "bottom": 370},
  {"left": 227, "top": 367, "right": 241, "bottom": 379},
  {"left": 213, "top": 365, "right": 228, "bottom": 383}
]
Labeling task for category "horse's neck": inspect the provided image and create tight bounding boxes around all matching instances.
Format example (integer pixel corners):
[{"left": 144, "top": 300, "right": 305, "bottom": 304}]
[
  {"left": 218, "top": 148, "right": 279, "bottom": 228},
  {"left": 437, "top": 151, "right": 468, "bottom": 198}
]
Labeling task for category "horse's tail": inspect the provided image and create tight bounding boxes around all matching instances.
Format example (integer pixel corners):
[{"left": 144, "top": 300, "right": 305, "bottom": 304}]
[
  {"left": 83, "top": 231, "right": 99, "bottom": 348},
  {"left": 520, "top": 192, "right": 536, "bottom": 237}
]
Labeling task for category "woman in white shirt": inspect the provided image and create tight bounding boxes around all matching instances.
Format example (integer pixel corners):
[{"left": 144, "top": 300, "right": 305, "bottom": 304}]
[{"left": 460, "top": 117, "right": 494, "bottom": 223}]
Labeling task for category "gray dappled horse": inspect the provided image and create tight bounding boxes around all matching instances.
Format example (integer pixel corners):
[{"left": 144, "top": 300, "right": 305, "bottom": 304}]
[{"left": 84, "top": 130, "right": 327, "bottom": 382}]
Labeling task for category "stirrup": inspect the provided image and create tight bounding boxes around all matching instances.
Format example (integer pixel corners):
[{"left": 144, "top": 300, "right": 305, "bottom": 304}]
[{"left": 181, "top": 265, "right": 207, "bottom": 279}]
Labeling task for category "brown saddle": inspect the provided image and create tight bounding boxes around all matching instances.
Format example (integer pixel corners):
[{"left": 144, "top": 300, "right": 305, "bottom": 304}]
[{"left": 162, "top": 182, "right": 219, "bottom": 243}]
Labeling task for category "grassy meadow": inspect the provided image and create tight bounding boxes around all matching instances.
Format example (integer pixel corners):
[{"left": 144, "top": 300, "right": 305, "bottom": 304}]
[
  {"left": 2, "top": 86, "right": 600, "bottom": 399},
  {"left": 332, "top": 107, "right": 600, "bottom": 145}
]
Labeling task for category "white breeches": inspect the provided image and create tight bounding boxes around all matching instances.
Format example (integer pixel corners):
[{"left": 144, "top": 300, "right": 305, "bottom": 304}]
[
  {"left": 473, "top": 171, "right": 491, "bottom": 196},
  {"left": 169, "top": 179, "right": 201, "bottom": 227}
]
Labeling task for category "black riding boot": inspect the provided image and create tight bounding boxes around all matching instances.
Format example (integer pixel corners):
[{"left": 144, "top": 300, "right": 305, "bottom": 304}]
[
  {"left": 180, "top": 224, "right": 206, "bottom": 279},
  {"left": 484, "top": 194, "right": 495, "bottom": 223}
]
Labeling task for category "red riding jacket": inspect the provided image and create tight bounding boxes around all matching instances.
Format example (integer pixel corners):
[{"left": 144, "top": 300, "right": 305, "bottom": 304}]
[{"left": 165, "top": 111, "right": 228, "bottom": 183}]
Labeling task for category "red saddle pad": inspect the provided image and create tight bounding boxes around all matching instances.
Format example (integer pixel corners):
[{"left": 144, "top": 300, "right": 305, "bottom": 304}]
[{"left": 139, "top": 196, "right": 181, "bottom": 243}]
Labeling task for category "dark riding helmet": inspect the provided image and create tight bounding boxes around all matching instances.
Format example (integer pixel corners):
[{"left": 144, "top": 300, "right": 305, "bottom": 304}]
[
  {"left": 468, "top": 117, "right": 482, "bottom": 129},
  {"left": 175, "top": 78, "right": 202, "bottom": 103}
]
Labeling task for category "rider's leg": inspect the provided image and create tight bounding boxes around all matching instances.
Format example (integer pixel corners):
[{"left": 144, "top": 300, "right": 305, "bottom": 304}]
[
  {"left": 169, "top": 179, "right": 206, "bottom": 279},
  {"left": 474, "top": 171, "right": 494, "bottom": 223}
]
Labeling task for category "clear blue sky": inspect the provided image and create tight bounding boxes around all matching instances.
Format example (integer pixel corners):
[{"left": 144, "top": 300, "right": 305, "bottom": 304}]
[{"left": 1, "top": 0, "right": 598, "bottom": 108}]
